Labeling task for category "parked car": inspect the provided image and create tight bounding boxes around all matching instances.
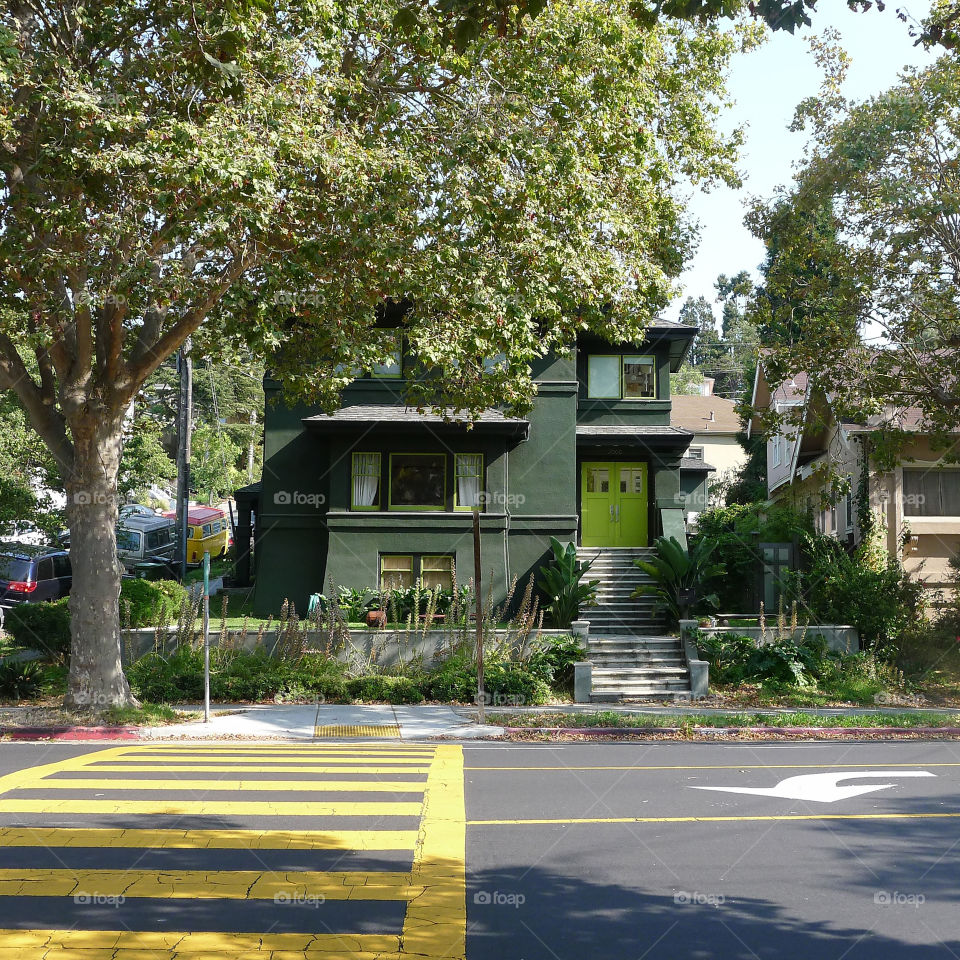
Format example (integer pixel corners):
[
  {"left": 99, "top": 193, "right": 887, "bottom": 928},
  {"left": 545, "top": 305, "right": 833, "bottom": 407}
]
[
  {"left": 0, "top": 543, "right": 72, "bottom": 609},
  {"left": 161, "top": 506, "right": 229, "bottom": 564},
  {"left": 116, "top": 514, "right": 176, "bottom": 571},
  {"left": 119, "top": 503, "right": 158, "bottom": 520}
]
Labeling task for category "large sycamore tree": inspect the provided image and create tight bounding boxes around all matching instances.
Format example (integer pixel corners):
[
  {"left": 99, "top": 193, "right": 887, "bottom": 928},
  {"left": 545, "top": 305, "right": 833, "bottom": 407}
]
[
  {"left": 2, "top": 0, "right": 924, "bottom": 707},
  {"left": 748, "top": 54, "right": 960, "bottom": 459}
]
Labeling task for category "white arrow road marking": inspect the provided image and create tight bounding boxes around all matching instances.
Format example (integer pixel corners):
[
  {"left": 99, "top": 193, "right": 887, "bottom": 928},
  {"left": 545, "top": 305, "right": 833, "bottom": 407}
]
[{"left": 691, "top": 771, "right": 937, "bottom": 803}]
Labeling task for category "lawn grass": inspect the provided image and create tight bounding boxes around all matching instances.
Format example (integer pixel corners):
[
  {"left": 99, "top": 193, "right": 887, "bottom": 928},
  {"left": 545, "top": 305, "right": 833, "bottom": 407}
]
[
  {"left": 489, "top": 710, "right": 960, "bottom": 729},
  {"left": 102, "top": 703, "right": 199, "bottom": 725}
]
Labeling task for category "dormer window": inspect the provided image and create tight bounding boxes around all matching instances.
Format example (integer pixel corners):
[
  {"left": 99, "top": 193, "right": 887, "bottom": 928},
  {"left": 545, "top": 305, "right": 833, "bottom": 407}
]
[{"left": 586, "top": 354, "right": 656, "bottom": 400}]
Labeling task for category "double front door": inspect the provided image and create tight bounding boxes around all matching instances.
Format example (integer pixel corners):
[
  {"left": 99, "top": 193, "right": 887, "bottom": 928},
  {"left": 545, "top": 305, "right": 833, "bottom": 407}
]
[{"left": 580, "top": 461, "right": 648, "bottom": 547}]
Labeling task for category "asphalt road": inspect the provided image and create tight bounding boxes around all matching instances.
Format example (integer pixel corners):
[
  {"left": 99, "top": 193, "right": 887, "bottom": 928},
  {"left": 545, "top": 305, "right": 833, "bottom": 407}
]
[{"left": 0, "top": 738, "right": 957, "bottom": 958}]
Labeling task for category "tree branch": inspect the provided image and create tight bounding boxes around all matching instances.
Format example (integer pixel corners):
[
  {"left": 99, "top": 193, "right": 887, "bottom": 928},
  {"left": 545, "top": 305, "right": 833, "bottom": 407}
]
[{"left": 0, "top": 332, "right": 74, "bottom": 472}]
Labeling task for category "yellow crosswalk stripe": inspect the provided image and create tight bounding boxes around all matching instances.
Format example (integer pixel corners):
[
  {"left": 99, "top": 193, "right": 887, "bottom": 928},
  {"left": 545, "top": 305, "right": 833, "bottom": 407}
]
[
  {"left": 17, "top": 777, "right": 426, "bottom": 793},
  {"left": 84, "top": 764, "right": 431, "bottom": 773},
  {"left": 401, "top": 744, "right": 466, "bottom": 960},
  {"left": 0, "top": 826, "right": 419, "bottom": 850},
  {"left": 0, "top": 929, "right": 403, "bottom": 956},
  {"left": 116, "top": 746, "right": 434, "bottom": 754},
  {"left": 0, "top": 868, "right": 421, "bottom": 900},
  {"left": 0, "top": 798, "right": 422, "bottom": 816}
]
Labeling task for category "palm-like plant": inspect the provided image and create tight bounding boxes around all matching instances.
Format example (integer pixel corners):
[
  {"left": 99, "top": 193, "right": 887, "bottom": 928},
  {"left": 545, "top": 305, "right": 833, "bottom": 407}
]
[
  {"left": 633, "top": 536, "right": 726, "bottom": 624},
  {"left": 536, "top": 537, "right": 600, "bottom": 629}
]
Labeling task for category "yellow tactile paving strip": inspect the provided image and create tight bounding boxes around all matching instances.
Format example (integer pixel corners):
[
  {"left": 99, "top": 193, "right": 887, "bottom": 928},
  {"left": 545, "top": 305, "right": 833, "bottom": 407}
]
[
  {"left": 314, "top": 724, "right": 402, "bottom": 738},
  {"left": 0, "top": 742, "right": 466, "bottom": 959}
]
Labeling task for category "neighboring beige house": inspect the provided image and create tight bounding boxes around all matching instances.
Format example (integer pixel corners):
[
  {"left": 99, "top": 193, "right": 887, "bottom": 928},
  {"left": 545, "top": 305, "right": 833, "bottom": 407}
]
[
  {"left": 670, "top": 391, "right": 749, "bottom": 486},
  {"left": 750, "top": 363, "right": 960, "bottom": 597}
]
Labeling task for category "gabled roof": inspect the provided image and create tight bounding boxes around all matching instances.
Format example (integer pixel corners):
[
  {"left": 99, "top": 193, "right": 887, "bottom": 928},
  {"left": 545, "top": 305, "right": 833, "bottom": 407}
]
[
  {"left": 670, "top": 395, "right": 741, "bottom": 435},
  {"left": 748, "top": 358, "right": 808, "bottom": 437}
]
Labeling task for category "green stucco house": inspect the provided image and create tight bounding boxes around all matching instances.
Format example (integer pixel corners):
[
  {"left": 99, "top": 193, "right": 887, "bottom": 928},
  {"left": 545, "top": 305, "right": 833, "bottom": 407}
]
[{"left": 236, "top": 322, "right": 707, "bottom": 621}]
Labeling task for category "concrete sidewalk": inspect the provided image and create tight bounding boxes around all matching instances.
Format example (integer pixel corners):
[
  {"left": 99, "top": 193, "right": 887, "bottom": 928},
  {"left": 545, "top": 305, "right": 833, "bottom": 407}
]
[{"left": 141, "top": 703, "right": 504, "bottom": 740}]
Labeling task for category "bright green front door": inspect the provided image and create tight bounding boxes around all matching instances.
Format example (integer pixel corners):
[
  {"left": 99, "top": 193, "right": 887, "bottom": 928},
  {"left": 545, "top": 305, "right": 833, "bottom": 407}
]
[{"left": 580, "top": 462, "right": 648, "bottom": 547}]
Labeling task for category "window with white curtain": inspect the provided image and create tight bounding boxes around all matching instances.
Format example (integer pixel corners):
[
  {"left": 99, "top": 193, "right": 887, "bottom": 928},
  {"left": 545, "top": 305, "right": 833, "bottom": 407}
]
[
  {"left": 455, "top": 454, "right": 483, "bottom": 509},
  {"left": 351, "top": 452, "right": 381, "bottom": 509}
]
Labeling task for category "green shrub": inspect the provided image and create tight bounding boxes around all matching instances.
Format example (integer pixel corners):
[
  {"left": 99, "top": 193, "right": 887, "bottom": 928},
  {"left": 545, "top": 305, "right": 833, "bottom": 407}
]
[
  {"left": 4, "top": 599, "right": 71, "bottom": 662},
  {"left": 532, "top": 635, "right": 586, "bottom": 693},
  {"left": 484, "top": 661, "right": 551, "bottom": 706},
  {"left": 423, "top": 650, "right": 552, "bottom": 705},
  {"left": 346, "top": 675, "right": 425, "bottom": 704},
  {"left": 0, "top": 658, "right": 45, "bottom": 701},
  {"left": 127, "top": 642, "right": 555, "bottom": 706},
  {"left": 694, "top": 504, "right": 812, "bottom": 611},
  {"left": 119, "top": 578, "right": 188, "bottom": 628},
  {"left": 797, "top": 534, "right": 923, "bottom": 650},
  {"left": 127, "top": 647, "right": 352, "bottom": 704},
  {"left": 698, "top": 632, "right": 833, "bottom": 689},
  {"left": 635, "top": 536, "right": 725, "bottom": 623},
  {"left": 536, "top": 537, "right": 599, "bottom": 628},
  {"left": 424, "top": 652, "right": 477, "bottom": 702}
]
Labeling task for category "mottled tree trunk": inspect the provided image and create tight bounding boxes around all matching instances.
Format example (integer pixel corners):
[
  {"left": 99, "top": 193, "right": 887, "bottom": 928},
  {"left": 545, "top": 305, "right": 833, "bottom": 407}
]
[{"left": 63, "top": 414, "right": 137, "bottom": 709}]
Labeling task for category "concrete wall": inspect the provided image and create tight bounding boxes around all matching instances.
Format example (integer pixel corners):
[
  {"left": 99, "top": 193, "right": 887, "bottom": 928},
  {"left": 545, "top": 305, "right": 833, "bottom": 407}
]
[
  {"left": 121, "top": 626, "right": 572, "bottom": 669},
  {"left": 701, "top": 624, "right": 859, "bottom": 656}
]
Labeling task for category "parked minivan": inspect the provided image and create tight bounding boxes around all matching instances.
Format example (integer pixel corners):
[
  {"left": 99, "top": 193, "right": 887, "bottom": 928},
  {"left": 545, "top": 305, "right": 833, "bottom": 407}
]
[
  {"left": 116, "top": 514, "right": 176, "bottom": 571},
  {"left": 162, "top": 506, "right": 229, "bottom": 564},
  {"left": 0, "top": 543, "right": 72, "bottom": 609}
]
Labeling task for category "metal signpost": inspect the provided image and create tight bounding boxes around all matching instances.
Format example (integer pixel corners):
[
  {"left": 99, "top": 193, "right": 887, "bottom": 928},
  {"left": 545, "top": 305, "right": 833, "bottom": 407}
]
[
  {"left": 473, "top": 509, "right": 484, "bottom": 725},
  {"left": 202, "top": 550, "right": 210, "bottom": 723}
]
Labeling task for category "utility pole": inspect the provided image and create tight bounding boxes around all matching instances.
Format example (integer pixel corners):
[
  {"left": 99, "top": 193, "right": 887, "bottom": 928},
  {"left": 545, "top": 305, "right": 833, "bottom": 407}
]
[
  {"left": 246, "top": 408, "right": 257, "bottom": 483},
  {"left": 176, "top": 338, "right": 193, "bottom": 582}
]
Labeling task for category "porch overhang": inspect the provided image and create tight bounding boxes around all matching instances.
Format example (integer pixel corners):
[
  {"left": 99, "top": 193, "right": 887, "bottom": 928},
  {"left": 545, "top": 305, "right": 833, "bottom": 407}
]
[
  {"left": 576, "top": 424, "right": 694, "bottom": 452},
  {"left": 303, "top": 404, "right": 530, "bottom": 440}
]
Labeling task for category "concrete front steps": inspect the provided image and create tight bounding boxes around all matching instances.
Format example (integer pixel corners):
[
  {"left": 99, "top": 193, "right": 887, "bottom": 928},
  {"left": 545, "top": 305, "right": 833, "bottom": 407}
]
[
  {"left": 587, "top": 635, "right": 692, "bottom": 702},
  {"left": 577, "top": 546, "right": 668, "bottom": 635}
]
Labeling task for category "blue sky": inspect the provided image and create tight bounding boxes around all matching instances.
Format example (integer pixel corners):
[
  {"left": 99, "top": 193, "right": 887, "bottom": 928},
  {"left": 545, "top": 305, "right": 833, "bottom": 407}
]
[{"left": 668, "top": 2, "right": 938, "bottom": 320}]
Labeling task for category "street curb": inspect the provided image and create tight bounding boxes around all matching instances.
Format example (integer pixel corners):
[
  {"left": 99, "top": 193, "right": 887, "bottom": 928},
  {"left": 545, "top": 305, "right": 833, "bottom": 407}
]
[
  {"left": 503, "top": 726, "right": 960, "bottom": 738},
  {"left": 0, "top": 726, "right": 140, "bottom": 741}
]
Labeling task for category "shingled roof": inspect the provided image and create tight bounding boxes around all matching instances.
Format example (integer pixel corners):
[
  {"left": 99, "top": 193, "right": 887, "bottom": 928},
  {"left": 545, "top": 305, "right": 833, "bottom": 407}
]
[{"left": 670, "top": 395, "right": 741, "bottom": 434}]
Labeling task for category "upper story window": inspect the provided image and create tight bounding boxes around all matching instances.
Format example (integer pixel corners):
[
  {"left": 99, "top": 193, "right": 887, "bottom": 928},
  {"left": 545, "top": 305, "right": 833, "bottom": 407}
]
[
  {"left": 389, "top": 453, "right": 446, "bottom": 510},
  {"left": 586, "top": 354, "right": 656, "bottom": 400},
  {"left": 903, "top": 469, "right": 960, "bottom": 516},
  {"left": 454, "top": 454, "right": 483, "bottom": 510},
  {"left": 772, "top": 433, "right": 782, "bottom": 467},
  {"left": 688, "top": 446, "right": 704, "bottom": 461},
  {"left": 352, "top": 452, "right": 381, "bottom": 510}
]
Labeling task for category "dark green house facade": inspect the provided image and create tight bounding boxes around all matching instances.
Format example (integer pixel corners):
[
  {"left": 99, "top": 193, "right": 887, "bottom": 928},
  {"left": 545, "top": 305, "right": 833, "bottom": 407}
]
[{"left": 238, "top": 323, "right": 703, "bottom": 616}]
